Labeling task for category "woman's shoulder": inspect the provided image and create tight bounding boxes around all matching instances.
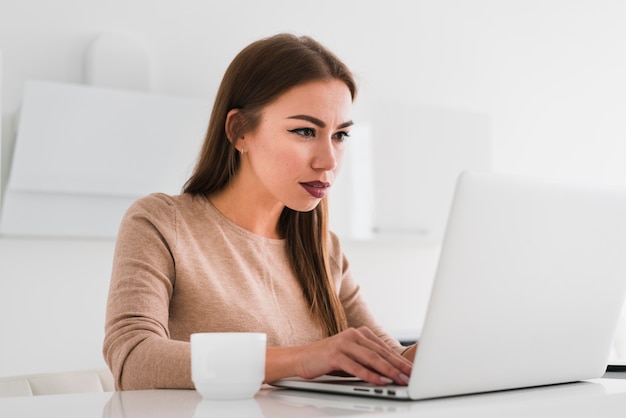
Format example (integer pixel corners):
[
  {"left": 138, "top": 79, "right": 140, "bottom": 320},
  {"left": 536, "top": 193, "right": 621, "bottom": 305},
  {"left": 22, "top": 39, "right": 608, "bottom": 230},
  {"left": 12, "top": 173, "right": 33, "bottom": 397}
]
[
  {"left": 327, "top": 230, "right": 342, "bottom": 253},
  {"left": 327, "top": 230, "right": 348, "bottom": 268},
  {"left": 124, "top": 193, "right": 175, "bottom": 217},
  {"left": 122, "top": 193, "right": 206, "bottom": 227},
  {"left": 128, "top": 192, "right": 200, "bottom": 212},
  {"left": 119, "top": 193, "right": 208, "bottom": 242}
]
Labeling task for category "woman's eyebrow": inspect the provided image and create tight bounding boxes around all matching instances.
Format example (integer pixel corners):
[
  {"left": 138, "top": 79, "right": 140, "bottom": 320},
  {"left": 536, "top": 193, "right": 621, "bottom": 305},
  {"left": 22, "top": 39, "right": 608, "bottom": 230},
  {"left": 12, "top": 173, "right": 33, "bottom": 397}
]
[
  {"left": 337, "top": 120, "right": 354, "bottom": 129},
  {"left": 287, "top": 114, "right": 354, "bottom": 129}
]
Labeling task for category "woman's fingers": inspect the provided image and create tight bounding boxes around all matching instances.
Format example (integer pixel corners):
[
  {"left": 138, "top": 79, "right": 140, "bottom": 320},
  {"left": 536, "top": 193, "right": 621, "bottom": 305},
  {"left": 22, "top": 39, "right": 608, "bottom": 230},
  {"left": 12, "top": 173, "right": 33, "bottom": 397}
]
[
  {"left": 356, "top": 327, "right": 414, "bottom": 374},
  {"left": 340, "top": 328, "right": 412, "bottom": 385},
  {"left": 297, "top": 327, "right": 413, "bottom": 386}
]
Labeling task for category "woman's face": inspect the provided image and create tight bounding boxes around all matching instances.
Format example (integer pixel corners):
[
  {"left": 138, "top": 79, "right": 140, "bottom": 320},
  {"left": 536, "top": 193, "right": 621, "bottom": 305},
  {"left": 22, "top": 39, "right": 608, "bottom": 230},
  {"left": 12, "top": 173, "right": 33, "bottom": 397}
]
[{"left": 238, "top": 79, "right": 353, "bottom": 212}]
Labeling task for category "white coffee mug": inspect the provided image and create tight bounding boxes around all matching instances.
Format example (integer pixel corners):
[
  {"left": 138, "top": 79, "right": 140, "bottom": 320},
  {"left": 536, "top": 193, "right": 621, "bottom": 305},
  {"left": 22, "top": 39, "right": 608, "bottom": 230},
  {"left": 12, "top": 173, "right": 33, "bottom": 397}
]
[{"left": 191, "top": 332, "right": 267, "bottom": 400}]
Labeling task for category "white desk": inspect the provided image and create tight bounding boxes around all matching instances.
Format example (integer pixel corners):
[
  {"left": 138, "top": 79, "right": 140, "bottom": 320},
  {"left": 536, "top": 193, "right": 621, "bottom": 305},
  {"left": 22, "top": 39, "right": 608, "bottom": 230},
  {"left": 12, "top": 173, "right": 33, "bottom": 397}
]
[{"left": 1, "top": 377, "right": 626, "bottom": 418}]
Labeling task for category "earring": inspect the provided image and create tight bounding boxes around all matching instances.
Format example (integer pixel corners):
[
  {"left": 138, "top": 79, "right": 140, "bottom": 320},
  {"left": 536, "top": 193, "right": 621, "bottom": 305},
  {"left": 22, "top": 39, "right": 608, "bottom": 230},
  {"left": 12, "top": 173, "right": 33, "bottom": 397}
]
[{"left": 239, "top": 147, "right": 244, "bottom": 155}]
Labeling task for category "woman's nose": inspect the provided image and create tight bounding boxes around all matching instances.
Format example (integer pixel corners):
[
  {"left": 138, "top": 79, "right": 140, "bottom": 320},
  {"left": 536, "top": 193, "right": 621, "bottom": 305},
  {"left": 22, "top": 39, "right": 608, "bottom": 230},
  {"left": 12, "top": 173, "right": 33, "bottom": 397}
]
[{"left": 312, "top": 137, "right": 339, "bottom": 171}]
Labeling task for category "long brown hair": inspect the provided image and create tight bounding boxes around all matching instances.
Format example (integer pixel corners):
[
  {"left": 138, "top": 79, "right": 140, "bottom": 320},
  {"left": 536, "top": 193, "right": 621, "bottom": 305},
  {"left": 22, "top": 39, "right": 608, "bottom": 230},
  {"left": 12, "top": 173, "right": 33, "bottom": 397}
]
[{"left": 184, "top": 33, "right": 356, "bottom": 336}]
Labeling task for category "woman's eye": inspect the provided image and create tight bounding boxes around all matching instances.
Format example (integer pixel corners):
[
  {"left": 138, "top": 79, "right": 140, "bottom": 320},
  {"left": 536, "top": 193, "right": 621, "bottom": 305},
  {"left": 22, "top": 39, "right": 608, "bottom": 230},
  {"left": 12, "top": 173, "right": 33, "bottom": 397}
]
[
  {"left": 289, "top": 128, "right": 316, "bottom": 138},
  {"left": 333, "top": 131, "right": 351, "bottom": 142}
]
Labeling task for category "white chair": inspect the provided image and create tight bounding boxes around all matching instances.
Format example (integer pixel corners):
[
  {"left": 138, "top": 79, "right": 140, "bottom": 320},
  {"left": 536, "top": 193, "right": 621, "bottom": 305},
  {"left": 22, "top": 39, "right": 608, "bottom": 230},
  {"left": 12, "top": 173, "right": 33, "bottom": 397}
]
[{"left": 0, "top": 368, "right": 114, "bottom": 397}]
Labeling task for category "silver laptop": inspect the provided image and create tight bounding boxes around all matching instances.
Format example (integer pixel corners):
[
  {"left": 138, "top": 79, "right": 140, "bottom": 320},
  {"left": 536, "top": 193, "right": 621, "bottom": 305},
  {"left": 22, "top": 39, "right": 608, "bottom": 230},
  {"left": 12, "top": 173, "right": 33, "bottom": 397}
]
[{"left": 272, "top": 170, "right": 626, "bottom": 400}]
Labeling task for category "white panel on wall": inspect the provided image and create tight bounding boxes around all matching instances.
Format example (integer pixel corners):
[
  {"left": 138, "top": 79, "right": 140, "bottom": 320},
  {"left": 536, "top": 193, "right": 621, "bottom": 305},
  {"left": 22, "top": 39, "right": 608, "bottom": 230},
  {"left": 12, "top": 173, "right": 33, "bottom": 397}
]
[
  {"left": 0, "top": 80, "right": 210, "bottom": 237},
  {"left": 0, "top": 80, "right": 392, "bottom": 241},
  {"left": 371, "top": 103, "right": 491, "bottom": 243}
]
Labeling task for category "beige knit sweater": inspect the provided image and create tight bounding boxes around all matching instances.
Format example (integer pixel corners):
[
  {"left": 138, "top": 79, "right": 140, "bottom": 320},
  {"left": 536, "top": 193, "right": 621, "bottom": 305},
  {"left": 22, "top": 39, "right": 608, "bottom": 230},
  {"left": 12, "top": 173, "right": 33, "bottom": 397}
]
[{"left": 103, "top": 193, "right": 403, "bottom": 390}]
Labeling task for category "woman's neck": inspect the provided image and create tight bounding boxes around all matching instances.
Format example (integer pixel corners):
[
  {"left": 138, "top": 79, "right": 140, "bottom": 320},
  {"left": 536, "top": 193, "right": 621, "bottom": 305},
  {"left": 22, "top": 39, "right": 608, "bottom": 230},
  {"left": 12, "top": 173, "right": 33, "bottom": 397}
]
[{"left": 208, "top": 181, "right": 284, "bottom": 239}]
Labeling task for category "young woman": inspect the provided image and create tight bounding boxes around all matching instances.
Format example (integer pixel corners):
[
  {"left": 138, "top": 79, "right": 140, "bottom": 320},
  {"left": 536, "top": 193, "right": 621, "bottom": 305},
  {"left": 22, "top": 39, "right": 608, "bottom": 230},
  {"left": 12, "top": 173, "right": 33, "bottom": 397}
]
[{"left": 103, "top": 33, "right": 416, "bottom": 391}]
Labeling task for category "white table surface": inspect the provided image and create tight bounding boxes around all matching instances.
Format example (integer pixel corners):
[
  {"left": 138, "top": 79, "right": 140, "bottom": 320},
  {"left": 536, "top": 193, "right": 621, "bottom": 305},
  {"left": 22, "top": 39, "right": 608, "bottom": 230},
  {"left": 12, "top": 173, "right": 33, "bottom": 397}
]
[{"left": 2, "top": 377, "right": 626, "bottom": 418}]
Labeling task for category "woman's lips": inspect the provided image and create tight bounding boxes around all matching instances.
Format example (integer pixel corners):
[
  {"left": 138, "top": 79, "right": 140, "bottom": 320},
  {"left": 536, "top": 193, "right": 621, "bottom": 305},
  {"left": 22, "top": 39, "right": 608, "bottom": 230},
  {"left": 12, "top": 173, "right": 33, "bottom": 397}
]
[{"left": 300, "top": 181, "right": 330, "bottom": 198}]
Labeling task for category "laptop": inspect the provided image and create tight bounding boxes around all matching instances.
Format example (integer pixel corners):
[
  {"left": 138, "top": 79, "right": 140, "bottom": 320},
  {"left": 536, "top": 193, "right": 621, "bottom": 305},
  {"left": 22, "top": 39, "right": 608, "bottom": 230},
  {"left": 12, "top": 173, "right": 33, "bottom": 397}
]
[{"left": 272, "top": 170, "right": 626, "bottom": 400}]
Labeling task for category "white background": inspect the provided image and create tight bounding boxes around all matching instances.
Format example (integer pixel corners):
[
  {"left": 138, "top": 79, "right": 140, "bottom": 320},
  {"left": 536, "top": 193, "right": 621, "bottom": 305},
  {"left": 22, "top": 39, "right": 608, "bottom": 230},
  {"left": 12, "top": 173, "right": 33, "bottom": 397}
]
[{"left": 1, "top": 0, "right": 626, "bottom": 377}]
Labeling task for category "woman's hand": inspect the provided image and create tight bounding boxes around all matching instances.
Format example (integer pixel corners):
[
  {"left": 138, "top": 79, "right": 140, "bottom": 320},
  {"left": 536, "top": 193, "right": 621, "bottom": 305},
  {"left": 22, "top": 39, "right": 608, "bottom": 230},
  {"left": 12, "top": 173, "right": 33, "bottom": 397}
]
[{"left": 265, "top": 326, "right": 413, "bottom": 386}]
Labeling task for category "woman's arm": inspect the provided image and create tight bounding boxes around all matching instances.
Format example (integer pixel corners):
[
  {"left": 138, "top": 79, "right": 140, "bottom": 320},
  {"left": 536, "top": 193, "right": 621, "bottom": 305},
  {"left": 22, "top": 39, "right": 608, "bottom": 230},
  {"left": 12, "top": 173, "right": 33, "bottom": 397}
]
[
  {"left": 401, "top": 343, "right": 418, "bottom": 362},
  {"left": 103, "top": 195, "right": 190, "bottom": 390}
]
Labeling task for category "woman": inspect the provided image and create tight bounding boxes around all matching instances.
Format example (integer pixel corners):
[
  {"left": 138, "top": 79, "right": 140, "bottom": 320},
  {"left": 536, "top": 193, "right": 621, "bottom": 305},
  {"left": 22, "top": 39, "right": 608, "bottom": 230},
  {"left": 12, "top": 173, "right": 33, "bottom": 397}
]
[{"left": 103, "top": 33, "right": 416, "bottom": 391}]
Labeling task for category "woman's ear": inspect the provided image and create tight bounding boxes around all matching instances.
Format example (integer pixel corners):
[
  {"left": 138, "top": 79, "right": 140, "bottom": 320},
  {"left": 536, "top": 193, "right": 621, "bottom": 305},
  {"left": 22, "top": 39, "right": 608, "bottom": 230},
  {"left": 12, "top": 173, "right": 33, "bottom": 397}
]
[{"left": 225, "top": 109, "right": 246, "bottom": 151}]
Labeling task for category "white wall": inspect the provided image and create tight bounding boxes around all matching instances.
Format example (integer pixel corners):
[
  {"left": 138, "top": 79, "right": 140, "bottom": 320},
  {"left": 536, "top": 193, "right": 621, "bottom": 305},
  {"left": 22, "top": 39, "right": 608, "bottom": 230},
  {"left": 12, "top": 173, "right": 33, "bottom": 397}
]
[{"left": 2, "top": 0, "right": 626, "bottom": 377}]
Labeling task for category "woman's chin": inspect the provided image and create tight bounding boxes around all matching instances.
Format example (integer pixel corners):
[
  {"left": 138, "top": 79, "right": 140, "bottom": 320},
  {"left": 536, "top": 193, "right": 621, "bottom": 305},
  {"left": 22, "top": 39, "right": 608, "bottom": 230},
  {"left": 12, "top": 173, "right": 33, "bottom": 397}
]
[{"left": 286, "top": 200, "right": 321, "bottom": 213}]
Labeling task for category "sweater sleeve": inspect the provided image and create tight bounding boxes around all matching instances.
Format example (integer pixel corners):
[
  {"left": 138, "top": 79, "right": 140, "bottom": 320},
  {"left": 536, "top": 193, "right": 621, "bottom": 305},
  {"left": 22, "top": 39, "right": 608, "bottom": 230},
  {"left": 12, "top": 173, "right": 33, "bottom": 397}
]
[{"left": 103, "top": 194, "right": 193, "bottom": 390}]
